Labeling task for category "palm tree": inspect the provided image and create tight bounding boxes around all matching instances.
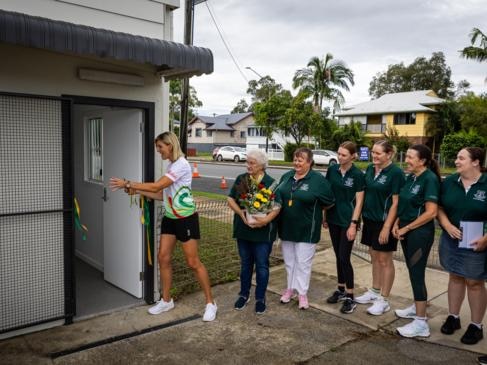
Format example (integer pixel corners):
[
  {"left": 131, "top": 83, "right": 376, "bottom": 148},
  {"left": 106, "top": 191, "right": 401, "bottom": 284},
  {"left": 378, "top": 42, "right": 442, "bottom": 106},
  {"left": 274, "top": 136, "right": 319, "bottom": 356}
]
[
  {"left": 461, "top": 28, "right": 487, "bottom": 62},
  {"left": 292, "top": 53, "right": 354, "bottom": 112}
]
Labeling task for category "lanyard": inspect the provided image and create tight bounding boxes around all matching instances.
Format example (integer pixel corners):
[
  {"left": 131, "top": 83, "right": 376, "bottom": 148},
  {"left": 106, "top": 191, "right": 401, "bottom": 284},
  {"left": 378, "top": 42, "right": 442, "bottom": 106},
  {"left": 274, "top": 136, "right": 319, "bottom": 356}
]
[{"left": 289, "top": 177, "right": 304, "bottom": 207}]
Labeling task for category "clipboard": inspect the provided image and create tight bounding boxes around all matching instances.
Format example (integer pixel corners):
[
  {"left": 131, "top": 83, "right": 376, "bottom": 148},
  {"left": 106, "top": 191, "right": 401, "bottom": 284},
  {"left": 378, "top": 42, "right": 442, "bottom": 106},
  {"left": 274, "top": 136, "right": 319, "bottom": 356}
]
[{"left": 459, "top": 221, "right": 487, "bottom": 249}]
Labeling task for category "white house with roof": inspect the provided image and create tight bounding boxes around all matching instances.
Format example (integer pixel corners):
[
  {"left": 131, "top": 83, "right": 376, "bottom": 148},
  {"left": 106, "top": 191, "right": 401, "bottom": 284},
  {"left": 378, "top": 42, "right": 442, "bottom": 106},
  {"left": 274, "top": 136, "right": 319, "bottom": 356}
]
[
  {"left": 0, "top": 1, "right": 213, "bottom": 338},
  {"left": 335, "top": 90, "right": 445, "bottom": 145},
  {"left": 188, "top": 112, "right": 253, "bottom": 152}
]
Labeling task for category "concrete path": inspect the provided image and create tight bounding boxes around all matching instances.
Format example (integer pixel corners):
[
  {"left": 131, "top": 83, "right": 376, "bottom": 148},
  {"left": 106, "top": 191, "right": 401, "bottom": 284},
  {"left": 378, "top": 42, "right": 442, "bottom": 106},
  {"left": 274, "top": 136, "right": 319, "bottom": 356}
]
[{"left": 0, "top": 249, "right": 485, "bottom": 364}]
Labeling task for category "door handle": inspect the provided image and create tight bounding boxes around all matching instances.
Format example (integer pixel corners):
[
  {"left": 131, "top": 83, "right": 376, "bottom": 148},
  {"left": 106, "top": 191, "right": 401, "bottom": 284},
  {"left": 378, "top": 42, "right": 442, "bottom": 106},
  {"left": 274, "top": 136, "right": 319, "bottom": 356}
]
[{"left": 102, "top": 187, "right": 108, "bottom": 202}]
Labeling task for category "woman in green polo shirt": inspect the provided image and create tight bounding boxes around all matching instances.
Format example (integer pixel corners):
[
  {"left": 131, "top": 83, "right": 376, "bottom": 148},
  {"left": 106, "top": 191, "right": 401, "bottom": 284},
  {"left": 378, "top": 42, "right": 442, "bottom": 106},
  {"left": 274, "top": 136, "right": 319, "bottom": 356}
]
[
  {"left": 324, "top": 141, "right": 365, "bottom": 314},
  {"left": 392, "top": 144, "right": 441, "bottom": 338},
  {"left": 227, "top": 149, "right": 280, "bottom": 315},
  {"left": 355, "top": 140, "right": 405, "bottom": 316},
  {"left": 276, "top": 147, "right": 335, "bottom": 310},
  {"left": 437, "top": 147, "right": 487, "bottom": 345}
]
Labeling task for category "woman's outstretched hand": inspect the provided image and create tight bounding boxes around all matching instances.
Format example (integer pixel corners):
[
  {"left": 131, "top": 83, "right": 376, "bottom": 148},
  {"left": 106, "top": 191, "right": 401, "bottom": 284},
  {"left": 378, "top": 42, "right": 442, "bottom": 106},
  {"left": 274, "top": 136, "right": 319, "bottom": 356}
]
[{"left": 109, "top": 177, "right": 126, "bottom": 191}]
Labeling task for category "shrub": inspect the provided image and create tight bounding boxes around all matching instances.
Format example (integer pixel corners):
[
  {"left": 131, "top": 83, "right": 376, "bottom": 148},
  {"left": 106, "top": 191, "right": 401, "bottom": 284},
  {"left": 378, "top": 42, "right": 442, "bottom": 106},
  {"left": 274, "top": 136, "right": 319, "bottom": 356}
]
[{"left": 440, "top": 129, "right": 486, "bottom": 161}]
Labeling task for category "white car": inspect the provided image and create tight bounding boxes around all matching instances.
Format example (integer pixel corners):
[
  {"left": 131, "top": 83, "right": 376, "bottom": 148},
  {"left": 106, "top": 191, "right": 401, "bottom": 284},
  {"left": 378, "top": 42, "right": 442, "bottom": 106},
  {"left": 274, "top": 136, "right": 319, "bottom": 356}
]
[
  {"left": 312, "top": 149, "right": 338, "bottom": 166},
  {"left": 216, "top": 146, "right": 247, "bottom": 162}
]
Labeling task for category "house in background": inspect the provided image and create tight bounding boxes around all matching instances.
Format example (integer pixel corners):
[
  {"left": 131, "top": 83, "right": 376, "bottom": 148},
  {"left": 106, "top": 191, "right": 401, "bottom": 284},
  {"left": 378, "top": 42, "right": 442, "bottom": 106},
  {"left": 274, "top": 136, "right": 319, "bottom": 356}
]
[
  {"left": 188, "top": 112, "right": 253, "bottom": 152},
  {"left": 335, "top": 90, "right": 445, "bottom": 145},
  {"left": 0, "top": 1, "right": 212, "bottom": 339}
]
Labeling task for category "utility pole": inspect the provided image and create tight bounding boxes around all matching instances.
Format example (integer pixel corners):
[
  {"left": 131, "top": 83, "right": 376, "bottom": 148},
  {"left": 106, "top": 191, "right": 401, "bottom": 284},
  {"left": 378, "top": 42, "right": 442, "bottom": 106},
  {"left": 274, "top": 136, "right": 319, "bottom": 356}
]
[{"left": 178, "top": 0, "right": 194, "bottom": 154}]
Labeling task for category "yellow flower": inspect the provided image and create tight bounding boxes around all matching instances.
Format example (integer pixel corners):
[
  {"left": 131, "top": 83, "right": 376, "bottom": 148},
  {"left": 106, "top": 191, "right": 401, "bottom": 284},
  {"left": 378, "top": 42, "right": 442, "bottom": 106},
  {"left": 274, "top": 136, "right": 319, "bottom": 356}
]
[
  {"left": 253, "top": 201, "right": 261, "bottom": 208},
  {"left": 261, "top": 197, "right": 268, "bottom": 203},
  {"left": 255, "top": 193, "right": 264, "bottom": 200}
]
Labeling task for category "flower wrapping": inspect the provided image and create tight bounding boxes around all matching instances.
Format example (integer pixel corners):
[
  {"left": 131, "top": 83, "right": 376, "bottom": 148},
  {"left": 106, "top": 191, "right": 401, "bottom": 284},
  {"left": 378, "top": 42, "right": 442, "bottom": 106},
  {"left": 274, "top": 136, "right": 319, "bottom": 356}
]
[{"left": 236, "top": 176, "right": 278, "bottom": 215}]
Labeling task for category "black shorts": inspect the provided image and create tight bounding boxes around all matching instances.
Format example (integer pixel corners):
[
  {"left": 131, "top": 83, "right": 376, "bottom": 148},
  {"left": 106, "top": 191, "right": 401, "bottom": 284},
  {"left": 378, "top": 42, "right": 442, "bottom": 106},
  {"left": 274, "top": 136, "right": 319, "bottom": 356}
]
[
  {"left": 361, "top": 218, "right": 398, "bottom": 252},
  {"left": 160, "top": 213, "right": 200, "bottom": 242}
]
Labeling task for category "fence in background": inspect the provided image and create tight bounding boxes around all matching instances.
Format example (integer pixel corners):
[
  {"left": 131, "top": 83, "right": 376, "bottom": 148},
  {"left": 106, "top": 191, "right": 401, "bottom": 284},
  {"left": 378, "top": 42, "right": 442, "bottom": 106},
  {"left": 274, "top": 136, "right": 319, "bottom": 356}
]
[{"left": 167, "top": 199, "right": 443, "bottom": 297}]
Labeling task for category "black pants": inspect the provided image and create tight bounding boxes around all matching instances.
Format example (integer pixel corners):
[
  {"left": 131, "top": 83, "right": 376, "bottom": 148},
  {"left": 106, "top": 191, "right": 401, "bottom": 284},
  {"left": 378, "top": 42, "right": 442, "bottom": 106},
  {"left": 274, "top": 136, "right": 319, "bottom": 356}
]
[
  {"left": 329, "top": 223, "right": 355, "bottom": 289},
  {"left": 400, "top": 220, "right": 435, "bottom": 301}
]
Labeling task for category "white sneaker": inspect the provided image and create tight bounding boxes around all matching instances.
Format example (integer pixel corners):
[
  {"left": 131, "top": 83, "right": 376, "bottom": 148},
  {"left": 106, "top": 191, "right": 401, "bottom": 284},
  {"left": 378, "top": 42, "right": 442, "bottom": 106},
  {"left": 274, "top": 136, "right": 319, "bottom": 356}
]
[
  {"left": 367, "top": 297, "right": 390, "bottom": 316},
  {"left": 397, "top": 318, "right": 430, "bottom": 338},
  {"left": 355, "top": 289, "right": 380, "bottom": 304},
  {"left": 395, "top": 304, "right": 416, "bottom": 319},
  {"left": 148, "top": 298, "right": 174, "bottom": 315},
  {"left": 203, "top": 302, "right": 218, "bottom": 322}
]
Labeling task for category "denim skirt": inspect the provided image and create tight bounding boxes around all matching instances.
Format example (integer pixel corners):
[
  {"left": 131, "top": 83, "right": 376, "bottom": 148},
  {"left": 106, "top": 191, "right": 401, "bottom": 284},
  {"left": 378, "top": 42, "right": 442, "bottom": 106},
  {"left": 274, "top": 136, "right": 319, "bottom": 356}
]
[{"left": 439, "top": 231, "right": 487, "bottom": 280}]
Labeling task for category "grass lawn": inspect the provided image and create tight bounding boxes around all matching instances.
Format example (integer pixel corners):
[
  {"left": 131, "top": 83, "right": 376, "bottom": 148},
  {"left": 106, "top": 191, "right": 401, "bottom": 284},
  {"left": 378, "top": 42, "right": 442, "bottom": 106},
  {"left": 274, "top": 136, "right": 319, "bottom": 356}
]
[{"left": 193, "top": 190, "right": 228, "bottom": 200}]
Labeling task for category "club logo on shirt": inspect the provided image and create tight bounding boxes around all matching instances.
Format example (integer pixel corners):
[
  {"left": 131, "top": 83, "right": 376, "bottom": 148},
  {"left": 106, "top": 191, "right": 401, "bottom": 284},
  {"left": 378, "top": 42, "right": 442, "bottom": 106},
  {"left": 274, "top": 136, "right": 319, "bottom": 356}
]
[
  {"left": 377, "top": 175, "right": 388, "bottom": 185},
  {"left": 300, "top": 183, "right": 309, "bottom": 191},
  {"left": 344, "top": 177, "right": 354, "bottom": 187},
  {"left": 411, "top": 185, "right": 421, "bottom": 195},
  {"left": 473, "top": 190, "right": 486, "bottom": 202}
]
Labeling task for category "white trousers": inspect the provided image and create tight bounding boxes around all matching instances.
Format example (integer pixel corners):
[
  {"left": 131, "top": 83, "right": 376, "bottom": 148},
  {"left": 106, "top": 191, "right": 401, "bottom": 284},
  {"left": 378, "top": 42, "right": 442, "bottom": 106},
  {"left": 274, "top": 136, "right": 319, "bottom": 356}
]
[{"left": 281, "top": 241, "right": 316, "bottom": 295}]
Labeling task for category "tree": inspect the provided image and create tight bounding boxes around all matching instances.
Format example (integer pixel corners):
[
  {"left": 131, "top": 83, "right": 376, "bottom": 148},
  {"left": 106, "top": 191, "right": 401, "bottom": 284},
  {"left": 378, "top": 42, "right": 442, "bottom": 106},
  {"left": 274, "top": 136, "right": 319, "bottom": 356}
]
[
  {"left": 460, "top": 28, "right": 487, "bottom": 62},
  {"left": 425, "top": 99, "right": 462, "bottom": 153},
  {"left": 231, "top": 98, "right": 250, "bottom": 114},
  {"left": 169, "top": 79, "right": 202, "bottom": 129},
  {"left": 253, "top": 89, "right": 293, "bottom": 147},
  {"left": 330, "top": 121, "right": 367, "bottom": 150},
  {"left": 247, "top": 75, "right": 283, "bottom": 105},
  {"left": 440, "top": 129, "right": 486, "bottom": 162},
  {"left": 278, "top": 91, "right": 322, "bottom": 146},
  {"left": 293, "top": 53, "right": 354, "bottom": 112},
  {"left": 457, "top": 93, "right": 487, "bottom": 137},
  {"left": 384, "top": 126, "right": 410, "bottom": 153},
  {"left": 368, "top": 52, "right": 454, "bottom": 99}
]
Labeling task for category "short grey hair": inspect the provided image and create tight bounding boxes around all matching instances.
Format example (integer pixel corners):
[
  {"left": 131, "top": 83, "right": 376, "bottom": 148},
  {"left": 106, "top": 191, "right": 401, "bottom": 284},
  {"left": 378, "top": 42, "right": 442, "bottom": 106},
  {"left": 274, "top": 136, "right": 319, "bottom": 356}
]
[{"left": 246, "top": 149, "right": 268, "bottom": 169}]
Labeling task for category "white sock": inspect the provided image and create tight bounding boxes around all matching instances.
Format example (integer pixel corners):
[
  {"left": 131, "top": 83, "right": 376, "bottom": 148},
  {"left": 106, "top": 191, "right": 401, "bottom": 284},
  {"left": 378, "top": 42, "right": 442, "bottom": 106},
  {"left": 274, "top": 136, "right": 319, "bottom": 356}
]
[
  {"left": 448, "top": 313, "right": 460, "bottom": 319},
  {"left": 415, "top": 316, "right": 427, "bottom": 322},
  {"left": 471, "top": 322, "right": 483, "bottom": 329}
]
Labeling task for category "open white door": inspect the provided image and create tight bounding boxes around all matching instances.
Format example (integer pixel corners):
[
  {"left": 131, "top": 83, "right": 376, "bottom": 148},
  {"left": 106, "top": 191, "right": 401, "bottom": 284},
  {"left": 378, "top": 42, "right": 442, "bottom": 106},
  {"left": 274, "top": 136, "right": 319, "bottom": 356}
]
[{"left": 103, "top": 109, "right": 143, "bottom": 298}]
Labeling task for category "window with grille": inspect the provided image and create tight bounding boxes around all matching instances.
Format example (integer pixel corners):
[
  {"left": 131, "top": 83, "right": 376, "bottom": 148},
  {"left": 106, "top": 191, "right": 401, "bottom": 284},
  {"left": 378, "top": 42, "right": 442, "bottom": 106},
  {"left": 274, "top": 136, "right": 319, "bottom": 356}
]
[{"left": 85, "top": 117, "right": 103, "bottom": 182}]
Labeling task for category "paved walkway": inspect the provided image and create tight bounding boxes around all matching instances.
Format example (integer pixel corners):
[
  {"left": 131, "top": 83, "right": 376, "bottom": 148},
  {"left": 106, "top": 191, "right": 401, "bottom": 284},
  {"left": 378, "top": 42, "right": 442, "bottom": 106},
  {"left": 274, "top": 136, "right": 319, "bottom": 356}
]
[{"left": 1, "top": 249, "right": 485, "bottom": 364}]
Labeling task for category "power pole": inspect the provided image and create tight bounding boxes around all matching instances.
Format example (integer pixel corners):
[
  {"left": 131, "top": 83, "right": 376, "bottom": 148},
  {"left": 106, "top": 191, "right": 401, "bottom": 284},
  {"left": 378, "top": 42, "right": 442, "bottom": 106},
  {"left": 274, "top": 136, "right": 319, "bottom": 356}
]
[{"left": 178, "top": 0, "right": 194, "bottom": 154}]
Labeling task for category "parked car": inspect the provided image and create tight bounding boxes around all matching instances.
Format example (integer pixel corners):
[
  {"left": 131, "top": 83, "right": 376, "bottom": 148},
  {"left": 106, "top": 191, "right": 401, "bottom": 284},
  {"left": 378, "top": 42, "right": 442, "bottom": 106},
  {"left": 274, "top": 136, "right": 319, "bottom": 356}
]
[
  {"left": 312, "top": 149, "right": 338, "bottom": 166},
  {"left": 216, "top": 146, "right": 247, "bottom": 162},
  {"left": 212, "top": 146, "right": 220, "bottom": 160}
]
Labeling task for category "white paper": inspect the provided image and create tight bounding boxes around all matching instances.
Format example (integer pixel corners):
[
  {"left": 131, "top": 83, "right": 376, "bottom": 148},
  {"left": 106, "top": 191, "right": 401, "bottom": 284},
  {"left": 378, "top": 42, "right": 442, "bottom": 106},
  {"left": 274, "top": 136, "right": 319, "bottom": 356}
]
[{"left": 459, "top": 221, "right": 486, "bottom": 249}]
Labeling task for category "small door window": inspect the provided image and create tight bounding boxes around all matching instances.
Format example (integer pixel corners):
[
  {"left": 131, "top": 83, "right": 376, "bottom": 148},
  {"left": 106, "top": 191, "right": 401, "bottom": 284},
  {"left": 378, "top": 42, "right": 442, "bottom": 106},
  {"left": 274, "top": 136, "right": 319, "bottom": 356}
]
[{"left": 85, "top": 117, "right": 103, "bottom": 183}]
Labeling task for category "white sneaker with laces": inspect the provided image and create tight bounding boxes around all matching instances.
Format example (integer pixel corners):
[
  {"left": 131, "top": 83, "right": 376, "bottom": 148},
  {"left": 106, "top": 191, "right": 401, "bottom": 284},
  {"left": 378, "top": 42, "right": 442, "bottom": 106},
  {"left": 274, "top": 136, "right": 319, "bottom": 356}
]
[
  {"left": 397, "top": 318, "right": 430, "bottom": 338},
  {"left": 355, "top": 289, "right": 380, "bottom": 304},
  {"left": 203, "top": 302, "right": 218, "bottom": 322},
  {"left": 395, "top": 304, "right": 416, "bottom": 319},
  {"left": 367, "top": 297, "right": 390, "bottom": 316},
  {"left": 148, "top": 298, "right": 174, "bottom": 315}
]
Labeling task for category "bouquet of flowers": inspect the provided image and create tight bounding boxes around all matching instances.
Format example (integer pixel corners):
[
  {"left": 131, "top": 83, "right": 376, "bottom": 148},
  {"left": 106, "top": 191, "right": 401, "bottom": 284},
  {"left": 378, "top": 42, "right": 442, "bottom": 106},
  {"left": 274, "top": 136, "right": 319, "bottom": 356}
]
[{"left": 236, "top": 177, "right": 277, "bottom": 224}]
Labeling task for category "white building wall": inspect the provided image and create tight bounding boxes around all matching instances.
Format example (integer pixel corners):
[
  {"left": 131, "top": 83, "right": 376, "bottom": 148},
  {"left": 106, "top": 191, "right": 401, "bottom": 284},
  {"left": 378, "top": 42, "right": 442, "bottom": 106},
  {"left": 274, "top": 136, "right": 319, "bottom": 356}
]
[{"left": 0, "top": 0, "right": 179, "bottom": 39}]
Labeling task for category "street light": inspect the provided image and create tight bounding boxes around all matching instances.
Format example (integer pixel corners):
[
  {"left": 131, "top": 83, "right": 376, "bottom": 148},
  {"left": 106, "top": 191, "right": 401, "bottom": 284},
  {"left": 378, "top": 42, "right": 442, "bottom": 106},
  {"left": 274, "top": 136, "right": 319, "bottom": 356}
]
[{"left": 245, "top": 66, "right": 264, "bottom": 79}]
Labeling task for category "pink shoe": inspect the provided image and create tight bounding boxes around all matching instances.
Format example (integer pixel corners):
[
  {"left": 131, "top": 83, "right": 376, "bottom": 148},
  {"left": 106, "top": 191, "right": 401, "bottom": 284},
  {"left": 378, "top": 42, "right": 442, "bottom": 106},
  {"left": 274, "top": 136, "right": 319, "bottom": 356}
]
[
  {"left": 298, "top": 294, "right": 309, "bottom": 310},
  {"left": 280, "top": 288, "right": 294, "bottom": 303}
]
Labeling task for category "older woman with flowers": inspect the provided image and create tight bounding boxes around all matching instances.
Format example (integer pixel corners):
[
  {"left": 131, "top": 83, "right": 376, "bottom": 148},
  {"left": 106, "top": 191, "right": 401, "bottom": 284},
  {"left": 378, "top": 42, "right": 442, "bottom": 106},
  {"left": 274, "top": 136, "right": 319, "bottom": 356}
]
[
  {"left": 276, "top": 147, "right": 335, "bottom": 309},
  {"left": 438, "top": 147, "right": 487, "bottom": 345},
  {"left": 227, "top": 149, "right": 280, "bottom": 314}
]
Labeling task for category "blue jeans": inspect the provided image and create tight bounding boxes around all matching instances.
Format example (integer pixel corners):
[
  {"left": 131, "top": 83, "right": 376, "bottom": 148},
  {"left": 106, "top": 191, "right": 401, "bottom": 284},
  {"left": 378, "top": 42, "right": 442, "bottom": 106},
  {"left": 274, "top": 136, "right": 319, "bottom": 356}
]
[{"left": 237, "top": 238, "right": 273, "bottom": 302}]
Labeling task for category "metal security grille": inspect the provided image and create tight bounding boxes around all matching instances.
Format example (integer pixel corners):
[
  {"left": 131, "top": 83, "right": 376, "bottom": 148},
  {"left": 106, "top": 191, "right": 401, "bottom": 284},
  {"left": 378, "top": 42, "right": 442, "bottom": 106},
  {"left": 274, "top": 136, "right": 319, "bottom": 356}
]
[{"left": 0, "top": 94, "right": 70, "bottom": 333}]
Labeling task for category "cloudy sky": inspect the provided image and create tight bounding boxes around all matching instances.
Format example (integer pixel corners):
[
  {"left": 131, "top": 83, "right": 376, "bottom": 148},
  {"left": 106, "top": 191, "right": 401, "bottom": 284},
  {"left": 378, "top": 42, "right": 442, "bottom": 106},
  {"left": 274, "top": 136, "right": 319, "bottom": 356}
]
[{"left": 172, "top": 0, "right": 487, "bottom": 116}]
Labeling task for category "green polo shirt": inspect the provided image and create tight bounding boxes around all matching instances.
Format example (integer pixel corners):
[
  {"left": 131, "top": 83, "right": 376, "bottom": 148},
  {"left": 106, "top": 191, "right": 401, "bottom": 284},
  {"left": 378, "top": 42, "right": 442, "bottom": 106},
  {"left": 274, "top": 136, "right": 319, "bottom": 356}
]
[
  {"left": 276, "top": 169, "right": 335, "bottom": 243},
  {"left": 228, "top": 172, "right": 278, "bottom": 242},
  {"left": 440, "top": 173, "right": 487, "bottom": 227},
  {"left": 397, "top": 169, "right": 440, "bottom": 222},
  {"left": 325, "top": 163, "right": 365, "bottom": 228},
  {"left": 362, "top": 163, "right": 405, "bottom": 222}
]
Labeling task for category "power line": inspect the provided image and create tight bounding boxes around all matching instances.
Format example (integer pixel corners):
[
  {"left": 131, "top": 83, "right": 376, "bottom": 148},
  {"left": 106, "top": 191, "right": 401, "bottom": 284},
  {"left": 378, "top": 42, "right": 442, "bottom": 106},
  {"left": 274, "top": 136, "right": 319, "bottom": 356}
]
[{"left": 204, "top": 1, "right": 249, "bottom": 83}]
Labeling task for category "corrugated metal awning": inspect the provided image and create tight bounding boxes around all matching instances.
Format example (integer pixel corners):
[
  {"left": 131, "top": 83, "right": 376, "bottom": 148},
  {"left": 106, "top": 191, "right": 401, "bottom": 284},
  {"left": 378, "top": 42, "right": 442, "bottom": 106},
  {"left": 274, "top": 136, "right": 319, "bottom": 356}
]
[{"left": 0, "top": 9, "right": 213, "bottom": 80}]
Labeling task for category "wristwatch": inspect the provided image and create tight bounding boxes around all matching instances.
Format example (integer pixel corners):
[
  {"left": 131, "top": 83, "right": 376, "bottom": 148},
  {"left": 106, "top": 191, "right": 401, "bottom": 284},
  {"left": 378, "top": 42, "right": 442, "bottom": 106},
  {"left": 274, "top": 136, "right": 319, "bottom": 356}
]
[
  {"left": 351, "top": 219, "right": 359, "bottom": 225},
  {"left": 125, "top": 180, "right": 131, "bottom": 189}
]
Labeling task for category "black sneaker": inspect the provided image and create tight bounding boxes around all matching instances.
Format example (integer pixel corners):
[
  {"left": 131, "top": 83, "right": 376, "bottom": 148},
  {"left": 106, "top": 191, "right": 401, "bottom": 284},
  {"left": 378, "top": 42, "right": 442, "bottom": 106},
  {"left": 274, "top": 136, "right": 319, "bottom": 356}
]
[
  {"left": 255, "top": 301, "right": 266, "bottom": 315},
  {"left": 234, "top": 296, "right": 250, "bottom": 310},
  {"left": 478, "top": 355, "right": 487, "bottom": 364},
  {"left": 326, "top": 290, "right": 346, "bottom": 304},
  {"left": 340, "top": 298, "right": 357, "bottom": 314},
  {"left": 440, "top": 315, "right": 461, "bottom": 335},
  {"left": 461, "top": 323, "right": 483, "bottom": 345}
]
